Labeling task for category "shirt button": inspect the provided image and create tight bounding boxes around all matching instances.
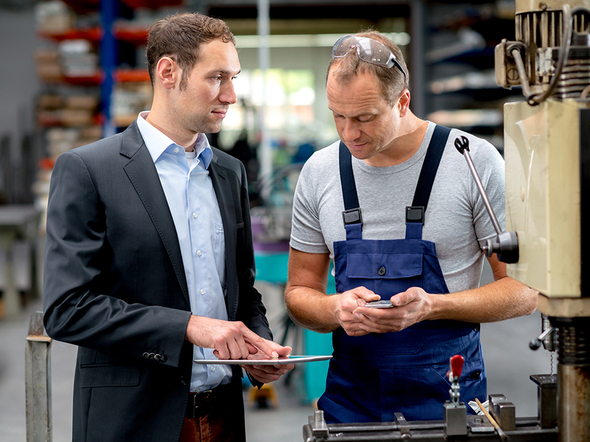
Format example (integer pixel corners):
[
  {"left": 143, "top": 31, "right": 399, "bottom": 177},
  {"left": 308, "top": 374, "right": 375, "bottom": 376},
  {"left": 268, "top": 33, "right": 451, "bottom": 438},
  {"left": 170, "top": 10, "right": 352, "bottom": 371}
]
[
  {"left": 174, "top": 147, "right": 180, "bottom": 153},
  {"left": 200, "top": 289, "right": 206, "bottom": 295},
  {"left": 211, "top": 366, "right": 216, "bottom": 372},
  {"left": 192, "top": 212, "right": 198, "bottom": 219},
  {"left": 196, "top": 250, "right": 202, "bottom": 256},
  {"left": 378, "top": 266, "right": 386, "bottom": 276}
]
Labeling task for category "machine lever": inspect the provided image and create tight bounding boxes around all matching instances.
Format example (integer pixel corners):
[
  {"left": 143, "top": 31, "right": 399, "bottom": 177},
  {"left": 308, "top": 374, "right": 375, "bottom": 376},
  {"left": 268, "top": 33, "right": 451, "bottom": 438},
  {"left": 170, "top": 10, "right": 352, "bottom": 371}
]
[
  {"left": 454, "top": 136, "right": 519, "bottom": 263},
  {"left": 449, "top": 354, "right": 464, "bottom": 379},
  {"left": 448, "top": 355, "right": 464, "bottom": 406},
  {"left": 529, "top": 326, "right": 555, "bottom": 350},
  {"left": 444, "top": 354, "right": 468, "bottom": 436}
]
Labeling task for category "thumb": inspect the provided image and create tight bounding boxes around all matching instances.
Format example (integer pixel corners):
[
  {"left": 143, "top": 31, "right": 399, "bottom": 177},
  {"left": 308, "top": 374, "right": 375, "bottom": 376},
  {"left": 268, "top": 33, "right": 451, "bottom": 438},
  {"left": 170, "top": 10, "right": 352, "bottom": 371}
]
[
  {"left": 392, "top": 287, "right": 423, "bottom": 306},
  {"left": 391, "top": 290, "right": 410, "bottom": 306}
]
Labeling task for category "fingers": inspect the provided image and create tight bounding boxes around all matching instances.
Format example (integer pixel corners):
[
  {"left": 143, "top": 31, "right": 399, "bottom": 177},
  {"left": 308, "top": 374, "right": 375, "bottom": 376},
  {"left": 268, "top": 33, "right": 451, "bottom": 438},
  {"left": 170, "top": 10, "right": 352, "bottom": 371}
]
[
  {"left": 243, "top": 363, "right": 294, "bottom": 384},
  {"left": 186, "top": 316, "right": 290, "bottom": 360},
  {"left": 353, "top": 288, "right": 381, "bottom": 304},
  {"left": 350, "top": 287, "right": 429, "bottom": 333},
  {"left": 335, "top": 287, "right": 380, "bottom": 331},
  {"left": 210, "top": 321, "right": 252, "bottom": 360},
  {"left": 243, "top": 332, "right": 284, "bottom": 359},
  {"left": 343, "top": 325, "right": 371, "bottom": 336},
  {"left": 354, "top": 317, "right": 394, "bottom": 334},
  {"left": 242, "top": 349, "right": 294, "bottom": 384},
  {"left": 273, "top": 345, "right": 292, "bottom": 358}
]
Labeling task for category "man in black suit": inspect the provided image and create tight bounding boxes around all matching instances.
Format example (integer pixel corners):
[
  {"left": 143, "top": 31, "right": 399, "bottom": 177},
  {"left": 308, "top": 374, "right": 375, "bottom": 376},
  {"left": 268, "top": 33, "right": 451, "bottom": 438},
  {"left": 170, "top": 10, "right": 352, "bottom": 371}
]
[{"left": 43, "top": 12, "right": 293, "bottom": 442}]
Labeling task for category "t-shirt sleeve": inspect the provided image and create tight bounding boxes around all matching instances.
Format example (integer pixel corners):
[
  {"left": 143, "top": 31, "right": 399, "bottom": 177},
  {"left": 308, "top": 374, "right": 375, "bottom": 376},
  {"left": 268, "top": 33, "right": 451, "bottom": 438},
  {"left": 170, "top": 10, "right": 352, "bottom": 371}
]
[{"left": 289, "top": 157, "right": 331, "bottom": 254}]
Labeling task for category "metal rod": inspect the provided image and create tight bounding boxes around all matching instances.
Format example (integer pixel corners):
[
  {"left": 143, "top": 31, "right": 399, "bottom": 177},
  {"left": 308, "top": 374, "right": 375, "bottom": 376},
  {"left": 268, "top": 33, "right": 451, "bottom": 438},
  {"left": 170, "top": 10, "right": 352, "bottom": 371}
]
[
  {"left": 475, "top": 397, "right": 508, "bottom": 441},
  {"left": 461, "top": 145, "right": 503, "bottom": 236},
  {"left": 25, "top": 311, "right": 52, "bottom": 442}
]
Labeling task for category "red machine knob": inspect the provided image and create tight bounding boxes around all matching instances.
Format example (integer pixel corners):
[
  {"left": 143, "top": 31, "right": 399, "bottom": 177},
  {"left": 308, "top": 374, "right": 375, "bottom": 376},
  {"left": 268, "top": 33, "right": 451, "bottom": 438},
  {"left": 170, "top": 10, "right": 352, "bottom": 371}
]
[{"left": 450, "top": 355, "right": 465, "bottom": 379}]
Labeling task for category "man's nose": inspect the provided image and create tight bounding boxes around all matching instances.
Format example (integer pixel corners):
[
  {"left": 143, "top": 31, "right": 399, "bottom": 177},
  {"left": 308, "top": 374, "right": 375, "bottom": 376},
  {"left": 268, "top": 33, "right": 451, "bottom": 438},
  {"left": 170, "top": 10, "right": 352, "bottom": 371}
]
[
  {"left": 220, "top": 81, "right": 237, "bottom": 105},
  {"left": 342, "top": 120, "right": 361, "bottom": 141}
]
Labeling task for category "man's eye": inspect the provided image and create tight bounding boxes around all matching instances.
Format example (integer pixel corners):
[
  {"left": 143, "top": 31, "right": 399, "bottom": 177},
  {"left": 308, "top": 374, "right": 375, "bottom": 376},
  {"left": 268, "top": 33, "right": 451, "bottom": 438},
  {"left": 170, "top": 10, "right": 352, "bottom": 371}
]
[{"left": 358, "top": 117, "right": 374, "bottom": 123}]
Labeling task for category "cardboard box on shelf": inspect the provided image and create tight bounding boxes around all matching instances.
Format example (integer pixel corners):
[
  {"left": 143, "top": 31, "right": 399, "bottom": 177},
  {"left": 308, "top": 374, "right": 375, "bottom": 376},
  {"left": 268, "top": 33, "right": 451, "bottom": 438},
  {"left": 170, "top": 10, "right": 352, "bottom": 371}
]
[
  {"left": 60, "top": 109, "right": 95, "bottom": 127},
  {"left": 64, "top": 95, "right": 99, "bottom": 110},
  {"left": 37, "top": 94, "right": 64, "bottom": 110}
]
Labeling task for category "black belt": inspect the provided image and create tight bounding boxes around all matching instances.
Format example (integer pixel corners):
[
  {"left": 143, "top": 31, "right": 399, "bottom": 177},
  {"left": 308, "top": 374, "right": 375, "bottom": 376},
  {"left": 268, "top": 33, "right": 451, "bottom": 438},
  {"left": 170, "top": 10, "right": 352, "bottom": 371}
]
[{"left": 186, "top": 382, "right": 236, "bottom": 419}]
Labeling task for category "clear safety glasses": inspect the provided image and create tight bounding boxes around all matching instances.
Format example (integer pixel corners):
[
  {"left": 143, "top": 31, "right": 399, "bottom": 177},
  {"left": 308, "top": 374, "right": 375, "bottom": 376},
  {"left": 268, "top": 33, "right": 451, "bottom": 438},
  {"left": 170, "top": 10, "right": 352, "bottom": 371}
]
[{"left": 331, "top": 35, "right": 407, "bottom": 83}]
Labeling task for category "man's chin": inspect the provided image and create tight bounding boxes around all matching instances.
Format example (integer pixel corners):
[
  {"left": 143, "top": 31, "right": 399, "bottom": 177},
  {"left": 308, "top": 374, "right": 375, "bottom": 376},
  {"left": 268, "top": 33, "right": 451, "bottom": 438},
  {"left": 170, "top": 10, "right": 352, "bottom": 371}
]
[{"left": 202, "top": 123, "right": 223, "bottom": 135}]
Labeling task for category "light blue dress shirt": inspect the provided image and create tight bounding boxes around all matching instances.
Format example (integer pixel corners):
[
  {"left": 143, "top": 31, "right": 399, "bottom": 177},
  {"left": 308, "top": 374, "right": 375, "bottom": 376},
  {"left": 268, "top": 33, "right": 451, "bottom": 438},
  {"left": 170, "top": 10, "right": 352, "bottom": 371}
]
[{"left": 137, "top": 112, "right": 232, "bottom": 392}]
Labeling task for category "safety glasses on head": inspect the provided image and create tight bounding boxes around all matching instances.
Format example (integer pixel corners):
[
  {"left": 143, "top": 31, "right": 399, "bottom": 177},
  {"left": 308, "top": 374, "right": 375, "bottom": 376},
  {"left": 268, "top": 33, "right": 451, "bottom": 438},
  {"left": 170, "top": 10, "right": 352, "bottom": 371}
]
[{"left": 331, "top": 34, "right": 407, "bottom": 83}]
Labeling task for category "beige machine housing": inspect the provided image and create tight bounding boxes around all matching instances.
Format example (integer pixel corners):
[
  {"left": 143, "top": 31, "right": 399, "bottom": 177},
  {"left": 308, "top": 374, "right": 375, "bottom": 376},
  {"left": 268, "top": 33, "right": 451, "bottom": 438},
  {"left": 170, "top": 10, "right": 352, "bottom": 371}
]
[{"left": 504, "top": 99, "right": 590, "bottom": 317}]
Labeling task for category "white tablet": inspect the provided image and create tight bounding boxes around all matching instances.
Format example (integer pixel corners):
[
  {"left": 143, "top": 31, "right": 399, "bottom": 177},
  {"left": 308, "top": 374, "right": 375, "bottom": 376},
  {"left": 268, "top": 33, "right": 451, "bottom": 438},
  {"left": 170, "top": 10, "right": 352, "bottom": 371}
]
[{"left": 194, "top": 355, "right": 332, "bottom": 365}]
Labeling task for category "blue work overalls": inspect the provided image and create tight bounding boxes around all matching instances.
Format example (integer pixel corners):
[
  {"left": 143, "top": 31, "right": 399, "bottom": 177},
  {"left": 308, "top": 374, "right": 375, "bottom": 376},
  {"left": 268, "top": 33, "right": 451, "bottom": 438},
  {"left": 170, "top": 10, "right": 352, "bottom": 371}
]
[{"left": 317, "top": 126, "right": 487, "bottom": 423}]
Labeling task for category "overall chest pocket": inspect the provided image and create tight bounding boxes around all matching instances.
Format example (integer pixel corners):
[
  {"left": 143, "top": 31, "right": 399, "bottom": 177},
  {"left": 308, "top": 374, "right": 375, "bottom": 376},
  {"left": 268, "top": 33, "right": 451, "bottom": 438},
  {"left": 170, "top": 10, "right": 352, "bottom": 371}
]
[{"left": 345, "top": 253, "right": 423, "bottom": 280}]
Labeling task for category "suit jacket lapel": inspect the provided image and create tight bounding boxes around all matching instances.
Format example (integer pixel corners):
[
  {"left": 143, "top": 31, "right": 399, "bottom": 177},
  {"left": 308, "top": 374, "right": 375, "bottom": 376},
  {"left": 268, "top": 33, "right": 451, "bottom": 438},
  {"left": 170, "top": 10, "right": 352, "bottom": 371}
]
[
  {"left": 209, "top": 156, "right": 239, "bottom": 320},
  {"left": 119, "top": 122, "right": 190, "bottom": 304}
]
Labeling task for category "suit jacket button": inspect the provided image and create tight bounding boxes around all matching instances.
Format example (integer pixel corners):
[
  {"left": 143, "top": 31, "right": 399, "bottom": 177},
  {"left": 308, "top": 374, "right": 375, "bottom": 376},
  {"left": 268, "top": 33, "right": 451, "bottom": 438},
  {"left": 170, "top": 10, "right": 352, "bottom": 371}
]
[{"left": 142, "top": 352, "right": 149, "bottom": 359}]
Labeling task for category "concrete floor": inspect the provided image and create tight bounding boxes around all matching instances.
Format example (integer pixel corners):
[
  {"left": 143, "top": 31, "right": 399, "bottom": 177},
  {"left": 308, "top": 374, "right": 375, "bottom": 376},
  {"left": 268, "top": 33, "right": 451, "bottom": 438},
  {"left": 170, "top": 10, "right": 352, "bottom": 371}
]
[{"left": 0, "top": 278, "right": 553, "bottom": 442}]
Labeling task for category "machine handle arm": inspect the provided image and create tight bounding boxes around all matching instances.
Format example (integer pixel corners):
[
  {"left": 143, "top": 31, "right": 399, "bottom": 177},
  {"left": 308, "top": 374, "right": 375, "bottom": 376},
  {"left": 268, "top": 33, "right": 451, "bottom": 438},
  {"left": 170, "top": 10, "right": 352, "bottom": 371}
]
[
  {"left": 454, "top": 136, "right": 502, "bottom": 236},
  {"left": 529, "top": 326, "right": 555, "bottom": 350},
  {"left": 454, "top": 136, "right": 519, "bottom": 263}
]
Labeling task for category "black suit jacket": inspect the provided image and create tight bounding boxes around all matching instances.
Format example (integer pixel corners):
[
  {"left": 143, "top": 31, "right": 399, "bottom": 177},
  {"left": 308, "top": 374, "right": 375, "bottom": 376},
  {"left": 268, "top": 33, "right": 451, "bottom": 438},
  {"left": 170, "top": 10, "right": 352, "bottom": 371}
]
[{"left": 43, "top": 121, "right": 271, "bottom": 442}]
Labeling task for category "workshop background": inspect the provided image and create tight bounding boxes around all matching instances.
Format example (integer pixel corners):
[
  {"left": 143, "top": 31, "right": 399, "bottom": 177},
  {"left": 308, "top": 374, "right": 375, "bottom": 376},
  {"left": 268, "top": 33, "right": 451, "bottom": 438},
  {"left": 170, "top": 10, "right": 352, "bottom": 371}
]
[{"left": 0, "top": 0, "right": 552, "bottom": 441}]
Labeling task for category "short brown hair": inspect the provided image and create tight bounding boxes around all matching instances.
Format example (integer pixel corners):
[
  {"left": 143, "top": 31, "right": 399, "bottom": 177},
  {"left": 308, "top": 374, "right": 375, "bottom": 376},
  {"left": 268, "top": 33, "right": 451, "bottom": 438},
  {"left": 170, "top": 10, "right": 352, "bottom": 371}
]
[
  {"left": 146, "top": 12, "right": 235, "bottom": 90},
  {"left": 327, "top": 30, "right": 408, "bottom": 106}
]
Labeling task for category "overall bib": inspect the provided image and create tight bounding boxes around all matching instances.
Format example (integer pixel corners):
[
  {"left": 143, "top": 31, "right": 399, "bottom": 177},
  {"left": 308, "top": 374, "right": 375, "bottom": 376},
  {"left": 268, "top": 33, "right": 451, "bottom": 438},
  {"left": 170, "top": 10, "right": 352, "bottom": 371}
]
[{"left": 317, "top": 126, "right": 486, "bottom": 423}]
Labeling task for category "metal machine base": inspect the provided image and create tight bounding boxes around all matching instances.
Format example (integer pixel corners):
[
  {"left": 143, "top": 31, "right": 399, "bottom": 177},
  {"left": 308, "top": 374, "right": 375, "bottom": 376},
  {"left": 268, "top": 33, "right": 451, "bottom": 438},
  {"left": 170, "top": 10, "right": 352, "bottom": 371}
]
[{"left": 304, "top": 412, "right": 557, "bottom": 442}]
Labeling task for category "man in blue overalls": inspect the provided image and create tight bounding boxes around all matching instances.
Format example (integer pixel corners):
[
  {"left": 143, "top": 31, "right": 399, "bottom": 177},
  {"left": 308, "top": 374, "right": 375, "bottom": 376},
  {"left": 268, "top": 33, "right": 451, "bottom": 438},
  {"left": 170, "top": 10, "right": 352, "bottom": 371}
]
[{"left": 285, "top": 31, "right": 538, "bottom": 423}]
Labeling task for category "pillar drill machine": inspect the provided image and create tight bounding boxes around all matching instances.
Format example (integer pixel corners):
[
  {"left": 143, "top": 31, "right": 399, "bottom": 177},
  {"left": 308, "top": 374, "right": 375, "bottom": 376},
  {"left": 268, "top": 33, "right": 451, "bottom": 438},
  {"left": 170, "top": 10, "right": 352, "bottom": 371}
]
[{"left": 495, "top": 1, "right": 590, "bottom": 441}]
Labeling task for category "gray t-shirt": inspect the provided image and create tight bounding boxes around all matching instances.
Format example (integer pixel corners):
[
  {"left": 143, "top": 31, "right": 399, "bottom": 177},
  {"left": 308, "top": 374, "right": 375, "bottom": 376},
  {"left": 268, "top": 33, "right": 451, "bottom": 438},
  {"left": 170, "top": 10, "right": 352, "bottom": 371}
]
[{"left": 290, "top": 122, "right": 505, "bottom": 294}]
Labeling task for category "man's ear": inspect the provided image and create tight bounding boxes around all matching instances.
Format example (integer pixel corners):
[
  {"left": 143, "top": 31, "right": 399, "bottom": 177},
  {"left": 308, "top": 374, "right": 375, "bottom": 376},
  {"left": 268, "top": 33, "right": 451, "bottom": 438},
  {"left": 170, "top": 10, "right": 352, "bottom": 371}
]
[
  {"left": 156, "top": 57, "right": 179, "bottom": 90},
  {"left": 398, "top": 89, "right": 411, "bottom": 117}
]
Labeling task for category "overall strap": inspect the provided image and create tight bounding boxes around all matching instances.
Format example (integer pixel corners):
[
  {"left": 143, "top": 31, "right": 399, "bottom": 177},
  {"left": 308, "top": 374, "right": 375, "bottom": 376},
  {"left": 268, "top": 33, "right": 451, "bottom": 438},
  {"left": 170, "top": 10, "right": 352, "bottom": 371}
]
[
  {"left": 339, "top": 141, "right": 362, "bottom": 240},
  {"left": 406, "top": 125, "right": 451, "bottom": 239}
]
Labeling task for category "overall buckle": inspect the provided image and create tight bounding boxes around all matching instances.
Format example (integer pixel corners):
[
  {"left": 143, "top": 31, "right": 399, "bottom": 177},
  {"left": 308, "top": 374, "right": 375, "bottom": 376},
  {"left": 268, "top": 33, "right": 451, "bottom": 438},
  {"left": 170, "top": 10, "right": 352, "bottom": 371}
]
[
  {"left": 342, "top": 208, "right": 362, "bottom": 226},
  {"left": 406, "top": 206, "right": 425, "bottom": 223}
]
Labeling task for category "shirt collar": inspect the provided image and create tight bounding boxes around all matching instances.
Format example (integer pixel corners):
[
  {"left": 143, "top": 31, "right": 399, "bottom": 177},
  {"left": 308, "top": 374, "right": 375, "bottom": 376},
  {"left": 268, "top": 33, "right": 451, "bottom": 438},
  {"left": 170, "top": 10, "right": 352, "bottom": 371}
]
[{"left": 137, "top": 111, "right": 213, "bottom": 169}]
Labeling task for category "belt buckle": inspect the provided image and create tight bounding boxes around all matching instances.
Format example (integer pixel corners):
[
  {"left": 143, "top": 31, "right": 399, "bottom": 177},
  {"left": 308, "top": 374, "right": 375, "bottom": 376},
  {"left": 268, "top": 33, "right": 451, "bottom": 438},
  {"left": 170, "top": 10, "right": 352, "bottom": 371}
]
[{"left": 189, "top": 389, "right": 214, "bottom": 419}]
